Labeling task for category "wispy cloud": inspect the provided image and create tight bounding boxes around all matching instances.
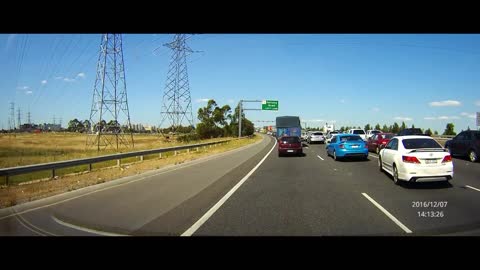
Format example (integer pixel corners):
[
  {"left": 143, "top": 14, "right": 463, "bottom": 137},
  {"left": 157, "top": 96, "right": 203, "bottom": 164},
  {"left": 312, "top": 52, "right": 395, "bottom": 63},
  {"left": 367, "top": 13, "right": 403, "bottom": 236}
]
[
  {"left": 339, "top": 99, "right": 346, "bottom": 104},
  {"left": 63, "top": 78, "right": 75, "bottom": 82},
  {"left": 438, "top": 116, "right": 460, "bottom": 120},
  {"left": 25, "top": 90, "right": 33, "bottom": 95},
  {"left": 371, "top": 107, "right": 380, "bottom": 112},
  {"left": 425, "top": 116, "right": 461, "bottom": 120},
  {"left": 17, "top": 86, "right": 29, "bottom": 90},
  {"left": 41, "top": 80, "right": 47, "bottom": 85},
  {"left": 76, "top": 72, "right": 85, "bottom": 78},
  {"left": 4, "top": 34, "right": 16, "bottom": 52},
  {"left": 304, "top": 119, "right": 325, "bottom": 122},
  {"left": 475, "top": 100, "right": 480, "bottom": 106},
  {"left": 394, "top": 116, "right": 413, "bottom": 121},
  {"left": 227, "top": 99, "right": 235, "bottom": 104},
  {"left": 460, "top": 112, "right": 476, "bottom": 119},
  {"left": 429, "top": 100, "right": 461, "bottom": 107},
  {"left": 55, "top": 76, "right": 63, "bottom": 80},
  {"left": 195, "top": 98, "right": 210, "bottom": 103}
]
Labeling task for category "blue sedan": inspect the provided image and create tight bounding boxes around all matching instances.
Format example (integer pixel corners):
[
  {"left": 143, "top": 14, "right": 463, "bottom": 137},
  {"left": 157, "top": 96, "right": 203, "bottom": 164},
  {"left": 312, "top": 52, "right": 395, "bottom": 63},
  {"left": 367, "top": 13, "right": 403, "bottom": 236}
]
[{"left": 326, "top": 134, "right": 369, "bottom": 161}]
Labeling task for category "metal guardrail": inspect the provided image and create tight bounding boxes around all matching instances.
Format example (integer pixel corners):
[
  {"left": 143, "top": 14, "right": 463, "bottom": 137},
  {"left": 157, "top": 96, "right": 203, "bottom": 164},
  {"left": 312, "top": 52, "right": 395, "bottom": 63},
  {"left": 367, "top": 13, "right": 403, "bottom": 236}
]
[{"left": 0, "top": 139, "right": 235, "bottom": 186}]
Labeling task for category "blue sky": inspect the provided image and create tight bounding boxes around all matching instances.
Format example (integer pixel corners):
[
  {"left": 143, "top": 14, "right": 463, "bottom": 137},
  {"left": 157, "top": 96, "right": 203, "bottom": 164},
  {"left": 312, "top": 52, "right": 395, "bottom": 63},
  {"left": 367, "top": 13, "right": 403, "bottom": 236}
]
[{"left": 1, "top": 34, "right": 479, "bottom": 133}]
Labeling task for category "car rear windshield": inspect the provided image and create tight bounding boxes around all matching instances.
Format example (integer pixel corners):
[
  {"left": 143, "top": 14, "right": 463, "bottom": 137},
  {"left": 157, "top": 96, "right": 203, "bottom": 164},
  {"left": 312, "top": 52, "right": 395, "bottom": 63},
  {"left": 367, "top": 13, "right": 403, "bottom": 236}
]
[
  {"left": 382, "top": 134, "right": 394, "bottom": 139},
  {"left": 353, "top": 130, "right": 365, "bottom": 134},
  {"left": 402, "top": 129, "right": 423, "bottom": 135},
  {"left": 281, "top": 137, "right": 301, "bottom": 143},
  {"left": 339, "top": 136, "right": 363, "bottom": 142},
  {"left": 371, "top": 130, "right": 381, "bottom": 134},
  {"left": 312, "top": 132, "right": 323, "bottom": 135},
  {"left": 402, "top": 138, "right": 442, "bottom": 149}
]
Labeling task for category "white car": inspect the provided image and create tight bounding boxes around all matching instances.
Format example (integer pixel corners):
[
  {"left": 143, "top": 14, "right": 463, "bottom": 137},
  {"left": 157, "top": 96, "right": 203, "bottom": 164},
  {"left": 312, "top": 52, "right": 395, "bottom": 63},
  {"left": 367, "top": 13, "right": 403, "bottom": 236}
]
[
  {"left": 366, "top": 130, "right": 381, "bottom": 140},
  {"left": 347, "top": 129, "right": 367, "bottom": 141},
  {"left": 307, "top": 132, "right": 325, "bottom": 144},
  {"left": 378, "top": 136, "right": 453, "bottom": 185}
]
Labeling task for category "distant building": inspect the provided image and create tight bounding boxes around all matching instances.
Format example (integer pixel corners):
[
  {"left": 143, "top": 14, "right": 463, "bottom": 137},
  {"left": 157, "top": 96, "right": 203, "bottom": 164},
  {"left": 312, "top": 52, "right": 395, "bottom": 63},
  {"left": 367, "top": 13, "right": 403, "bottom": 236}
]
[
  {"left": 323, "top": 123, "right": 335, "bottom": 133},
  {"left": 38, "top": 123, "right": 62, "bottom": 132}
]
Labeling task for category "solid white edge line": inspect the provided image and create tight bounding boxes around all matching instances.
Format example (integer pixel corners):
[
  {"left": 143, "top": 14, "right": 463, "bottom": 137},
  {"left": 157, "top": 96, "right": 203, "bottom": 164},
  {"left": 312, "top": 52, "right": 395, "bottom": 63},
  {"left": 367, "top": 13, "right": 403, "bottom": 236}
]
[
  {"left": 466, "top": 185, "right": 480, "bottom": 192},
  {"left": 181, "top": 138, "right": 278, "bottom": 236},
  {"left": 361, "top": 193, "right": 412, "bottom": 234},
  {"left": 0, "top": 135, "right": 268, "bottom": 221},
  {"left": 52, "top": 216, "right": 129, "bottom": 236},
  {"left": 317, "top": 155, "right": 324, "bottom": 161}
]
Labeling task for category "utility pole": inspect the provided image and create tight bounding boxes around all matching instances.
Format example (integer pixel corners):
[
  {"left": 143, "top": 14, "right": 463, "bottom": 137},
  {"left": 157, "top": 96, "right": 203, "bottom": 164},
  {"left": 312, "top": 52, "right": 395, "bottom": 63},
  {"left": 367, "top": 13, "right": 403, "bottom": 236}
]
[
  {"left": 27, "top": 111, "right": 31, "bottom": 124},
  {"left": 238, "top": 100, "right": 242, "bottom": 138}
]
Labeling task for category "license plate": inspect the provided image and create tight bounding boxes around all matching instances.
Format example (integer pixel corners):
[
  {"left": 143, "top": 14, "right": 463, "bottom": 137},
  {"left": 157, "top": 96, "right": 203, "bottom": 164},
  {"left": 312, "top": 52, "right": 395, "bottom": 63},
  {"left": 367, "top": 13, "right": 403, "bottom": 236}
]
[
  {"left": 425, "top": 159, "right": 437, "bottom": 164},
  {"left": 351, "top": 145, "right": 359, "bottom": 148},
  {"left": 287, "top": 150, "right": 294, "bottom": 153}
]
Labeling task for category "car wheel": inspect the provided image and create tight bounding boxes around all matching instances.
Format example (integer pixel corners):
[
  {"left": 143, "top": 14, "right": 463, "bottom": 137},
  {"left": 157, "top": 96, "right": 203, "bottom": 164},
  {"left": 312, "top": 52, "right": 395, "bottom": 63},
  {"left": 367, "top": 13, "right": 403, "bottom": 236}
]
[
  {"left": 278, "top": 152, "right": 282, "bottom": 157},
  {"left": 469, "top": 150, "right": 478, "bottom": 162},
  {"left": 378, "top": 156, "right": 383, "bottom": 172},
  {"left": 376, "top": 146, "right": 380, "bottom": 154},
  {"left": 393, "top": 165, "right": 400, "bottom": 185}
]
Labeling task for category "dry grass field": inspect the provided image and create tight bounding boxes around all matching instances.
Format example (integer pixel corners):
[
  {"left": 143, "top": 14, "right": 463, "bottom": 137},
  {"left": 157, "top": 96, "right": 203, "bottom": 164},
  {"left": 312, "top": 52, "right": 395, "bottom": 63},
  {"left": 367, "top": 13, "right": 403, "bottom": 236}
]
[{"left": 0, "top": 133, "right": 263, "bottom": 208}]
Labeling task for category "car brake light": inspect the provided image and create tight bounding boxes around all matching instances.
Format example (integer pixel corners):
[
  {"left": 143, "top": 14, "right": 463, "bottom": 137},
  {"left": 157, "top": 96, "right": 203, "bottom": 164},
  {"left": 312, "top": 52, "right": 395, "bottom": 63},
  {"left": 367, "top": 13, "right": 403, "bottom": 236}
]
[
  {"left": 442, "top": 155, "right": 452, "bottom": 163},
  {"left": 402, "top": 156, "right": 420, "bottom": 164},
  {"left": 339, "top": 144, "right": 345, "bottom": 149},
  {"left": 382, "top": 141, "right": 387, "bottom": 144},
  {"left": 364, "top": 143, "right": 368, "bottom": 148}
]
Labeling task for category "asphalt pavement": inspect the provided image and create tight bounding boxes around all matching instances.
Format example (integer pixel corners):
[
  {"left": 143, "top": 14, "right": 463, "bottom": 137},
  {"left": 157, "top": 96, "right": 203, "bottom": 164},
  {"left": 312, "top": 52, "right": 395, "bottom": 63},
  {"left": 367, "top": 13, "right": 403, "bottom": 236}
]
[{"left": 1, "top": 135, "right": 479, "bottom": 236}]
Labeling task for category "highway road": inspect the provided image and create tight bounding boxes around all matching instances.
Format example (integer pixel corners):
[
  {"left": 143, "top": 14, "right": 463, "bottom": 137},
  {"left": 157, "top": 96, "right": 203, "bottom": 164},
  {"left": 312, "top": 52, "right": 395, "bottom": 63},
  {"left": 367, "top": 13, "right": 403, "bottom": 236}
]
[{"left": 1, "top": 134, "right": 480, "bottom": 236}]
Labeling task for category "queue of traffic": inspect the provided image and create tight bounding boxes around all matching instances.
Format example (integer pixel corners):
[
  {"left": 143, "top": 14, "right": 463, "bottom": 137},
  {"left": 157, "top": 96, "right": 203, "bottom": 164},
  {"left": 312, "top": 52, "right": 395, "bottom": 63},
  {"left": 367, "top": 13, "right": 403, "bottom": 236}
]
[{"left": 274, "top": 126, "right": 480, "bottom": 186}]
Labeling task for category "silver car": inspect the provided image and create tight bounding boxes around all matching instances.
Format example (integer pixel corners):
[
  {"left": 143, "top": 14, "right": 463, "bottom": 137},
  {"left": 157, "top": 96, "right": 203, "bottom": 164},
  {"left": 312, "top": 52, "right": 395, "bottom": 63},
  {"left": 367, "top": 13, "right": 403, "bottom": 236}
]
[{"left": 308, "top": 132, "right": 325, "bottom": 144}]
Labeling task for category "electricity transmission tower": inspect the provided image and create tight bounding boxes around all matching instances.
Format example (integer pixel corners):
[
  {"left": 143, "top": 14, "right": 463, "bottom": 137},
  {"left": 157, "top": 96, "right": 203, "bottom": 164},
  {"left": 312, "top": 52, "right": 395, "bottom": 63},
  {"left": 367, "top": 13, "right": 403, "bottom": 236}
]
[
  {"left": 9, "top": 102, "right": 15, "bottom": 130},
  {"left": 27, "top": 111, "right": 31, "bottom": 124},
  {"left": 17, "top": 108, "right": 21, "bottom": 129},
  {"left": 159, "top": 34, "right": 196, "bottom": 135},
  {"left": 86, "top": 34, "right": 134, "bottom": 151}
]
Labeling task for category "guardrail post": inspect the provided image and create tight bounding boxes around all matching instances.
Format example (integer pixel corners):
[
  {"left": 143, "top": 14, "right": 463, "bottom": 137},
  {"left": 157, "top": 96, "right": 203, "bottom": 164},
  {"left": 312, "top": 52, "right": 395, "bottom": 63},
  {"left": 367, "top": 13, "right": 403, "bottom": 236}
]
[
  {"left": 140, "top": 155, "right": 144, "bottom": 161},
  {"left": 117, "top": 159, "right": 121, "bottom": 167},
  {"left": 187, "top": 149, "right": 190, "bottom": 154},
  {"left": 5, "top": 175, "right": 9, "bottom": 186},
  {"left": 196, "top": 147, "right": 199, "bottom": 152},
  {"left": 52, "top": 168, "right": 56, "bottom": 179},
  {"left": 159, "top": 153, "right": 162, "bottom": 158},
  {"left": 174, "top": 151, "right": 178, "bottom": 156},
  {"left": 89, "top": 163, "right": 92, "bottom": 172}
]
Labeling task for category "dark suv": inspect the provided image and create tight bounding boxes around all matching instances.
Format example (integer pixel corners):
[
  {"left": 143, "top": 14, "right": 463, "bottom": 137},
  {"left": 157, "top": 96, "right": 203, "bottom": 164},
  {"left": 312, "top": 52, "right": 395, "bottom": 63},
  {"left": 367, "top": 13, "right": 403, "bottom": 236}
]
[
  {"left": 396, "top": 128, "right": 426, "bottom": 136},
  {"left": 444, "top": 130, "right": 480, "bottom": 162}
]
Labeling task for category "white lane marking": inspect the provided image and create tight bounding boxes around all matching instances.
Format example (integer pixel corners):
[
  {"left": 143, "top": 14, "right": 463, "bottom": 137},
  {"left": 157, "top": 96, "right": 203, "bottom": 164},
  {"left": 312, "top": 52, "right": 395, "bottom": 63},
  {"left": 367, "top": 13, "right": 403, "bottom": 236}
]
[
  {"left": 0, "top": 136, "right": 269, "bottom": 221},
  {"left": 14, "top": 214, "right": 45, "bottom": 236},
  {"left": 15, "top": 212, "right": 57, "bottom": 236},
  {"left": 304, "top": 147, "right": 309, "bottom": 149},
  {"left": 52, "top": 216, "right": 129, "bottom": 236},
  {"left": 181, "top": 139, "right": 278, "bottom": 236},
  {"left": 466, "top": 185, "right": 480, "bottom": 192},
  {"left": 317, "top": 155, "right": 324, "bottom": 161},
  {"left": 362, "top": 193, "right": 412, "bottom": 234},
  {"left": 369, "top": 154, "right": 379, "bottom": 159}
]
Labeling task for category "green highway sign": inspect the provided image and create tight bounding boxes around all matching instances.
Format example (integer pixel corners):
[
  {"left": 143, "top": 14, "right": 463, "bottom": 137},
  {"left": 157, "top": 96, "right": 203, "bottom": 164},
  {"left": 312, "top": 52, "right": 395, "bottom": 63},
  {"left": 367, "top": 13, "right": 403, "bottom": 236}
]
[{"left": 262, "top": 100, "right": 278, "bottom": 111}]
